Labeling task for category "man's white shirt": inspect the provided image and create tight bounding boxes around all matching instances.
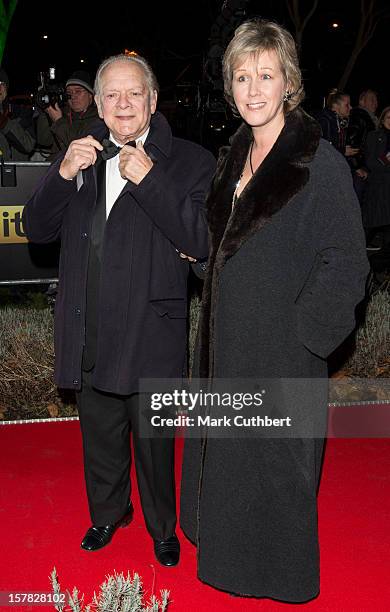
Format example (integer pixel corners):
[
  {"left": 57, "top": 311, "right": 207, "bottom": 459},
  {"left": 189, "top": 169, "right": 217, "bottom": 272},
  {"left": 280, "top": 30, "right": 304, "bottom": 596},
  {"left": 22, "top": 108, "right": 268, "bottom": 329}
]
[{"left": 105, "top": 128, "right": 150, "bottom": 218}]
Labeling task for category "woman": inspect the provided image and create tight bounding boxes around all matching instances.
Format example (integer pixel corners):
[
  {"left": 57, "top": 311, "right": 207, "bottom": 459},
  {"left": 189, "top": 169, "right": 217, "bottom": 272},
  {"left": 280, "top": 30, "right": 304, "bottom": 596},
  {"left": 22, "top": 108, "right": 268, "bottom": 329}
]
[
  {"left": 317, "top": 89, "right": 358, "bottom": 159},
  {"left": 317, "top": 89, "right": 350, "bottom": 153},
  {"left": 362, "top": 106, "right": 390, "bottom": 250},
  {"left": 180, "top": 19, "right": 369, "bottom": 602}
]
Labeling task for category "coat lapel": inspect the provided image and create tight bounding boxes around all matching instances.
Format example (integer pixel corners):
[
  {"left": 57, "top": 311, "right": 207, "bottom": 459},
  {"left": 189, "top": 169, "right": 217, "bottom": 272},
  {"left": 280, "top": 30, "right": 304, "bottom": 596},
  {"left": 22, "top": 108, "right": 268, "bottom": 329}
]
[
  {"left": 209, "top": 107, "right": 321, "bottom": 268},
  {"left": 114, "top": 111, "right": 173, "bottom": 199},
  {"left": 199, "top": 107, "right": 321, "bottom": 378}
]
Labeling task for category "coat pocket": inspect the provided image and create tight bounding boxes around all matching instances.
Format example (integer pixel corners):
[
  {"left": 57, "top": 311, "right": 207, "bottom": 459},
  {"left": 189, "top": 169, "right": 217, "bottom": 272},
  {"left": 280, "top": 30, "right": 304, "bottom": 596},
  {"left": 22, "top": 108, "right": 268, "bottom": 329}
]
[{"left": 150, "top": 298, "right": 187, "bottom": 319}]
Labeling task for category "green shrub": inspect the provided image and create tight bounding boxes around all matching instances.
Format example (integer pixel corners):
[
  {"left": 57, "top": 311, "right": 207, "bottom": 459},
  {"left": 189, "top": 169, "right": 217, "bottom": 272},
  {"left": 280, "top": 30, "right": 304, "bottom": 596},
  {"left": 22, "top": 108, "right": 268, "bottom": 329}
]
[
  {"left": 0, "top": 307, "right": 76, "bottom": 419},
  {"left": 0, "top": 286, "right": 49, "bottom": 309},
  {"left": 344, "top": 284, "right": 390, "bottom": 377},
  {"left": 0, "top": 286, "right": 388, "bottom": 419},
  {"left": 50, "top": 567, "right": 169, "bottom": 612}
]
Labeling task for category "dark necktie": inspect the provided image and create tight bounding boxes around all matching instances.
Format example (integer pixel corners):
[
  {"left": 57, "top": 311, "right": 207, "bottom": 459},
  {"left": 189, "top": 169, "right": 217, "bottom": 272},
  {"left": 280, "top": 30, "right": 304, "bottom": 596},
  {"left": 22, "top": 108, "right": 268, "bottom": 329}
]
[{"left": 100, "top": 138, "right": 136, "bottom": 161}]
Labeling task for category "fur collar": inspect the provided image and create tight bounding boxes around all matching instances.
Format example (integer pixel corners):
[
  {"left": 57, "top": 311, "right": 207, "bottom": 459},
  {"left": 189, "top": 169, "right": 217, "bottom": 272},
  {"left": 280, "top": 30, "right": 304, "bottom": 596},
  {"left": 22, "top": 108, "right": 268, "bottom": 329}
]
[
  {"left": 199, "top": 107, "right": 321, "bottom": 378},
  {"left": 208, "top": 107, "right": 321, "bottom": 268}
]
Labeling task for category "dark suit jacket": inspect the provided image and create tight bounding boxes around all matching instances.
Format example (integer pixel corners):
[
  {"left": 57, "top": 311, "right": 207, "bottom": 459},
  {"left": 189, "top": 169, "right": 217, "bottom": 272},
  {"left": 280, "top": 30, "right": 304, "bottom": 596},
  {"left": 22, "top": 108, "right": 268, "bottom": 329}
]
[
  {"left": 23, "top": 111, "right": 216, "bottom": 394},
  {"left": 362, "top": 128, "right": 390, "bottom": 227},
  {"left": 347, "top": 106, "right": 377, "bottom": 170}
]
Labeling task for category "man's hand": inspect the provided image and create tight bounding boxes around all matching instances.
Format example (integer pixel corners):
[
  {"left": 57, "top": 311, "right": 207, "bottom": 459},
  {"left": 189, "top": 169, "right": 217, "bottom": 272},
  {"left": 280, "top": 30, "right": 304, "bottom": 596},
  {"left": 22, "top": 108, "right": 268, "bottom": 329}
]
[
  {"left": 59, "top": 135, "right": 103, "bottom": 180},
  {"left": 45, "top": 103, "right": 63, "bottom": 123},
  {"left": 118, "top": 141, "right": 153, "bottom": 184},
  {"left": 179, "top": 252, "right": 197, "bottom": 263},
  {"left": 356, "top": 168, "right": 368, "bottom": 180},
  {"left": 345, "top": 145, "right": 359, "bottom": 157}
]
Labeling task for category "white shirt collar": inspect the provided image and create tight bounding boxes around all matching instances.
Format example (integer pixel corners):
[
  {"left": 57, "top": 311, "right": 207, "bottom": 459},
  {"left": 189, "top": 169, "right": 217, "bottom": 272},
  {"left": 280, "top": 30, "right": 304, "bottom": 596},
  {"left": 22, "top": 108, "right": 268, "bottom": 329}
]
[{"left": 109, "top": 127, "right": 150, "bottom": 148}]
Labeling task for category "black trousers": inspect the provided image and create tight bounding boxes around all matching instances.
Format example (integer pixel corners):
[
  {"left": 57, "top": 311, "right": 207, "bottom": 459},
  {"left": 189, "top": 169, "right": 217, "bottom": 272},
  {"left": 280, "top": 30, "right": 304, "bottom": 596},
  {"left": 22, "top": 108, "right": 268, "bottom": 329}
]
[{"left": 76, "top": 370, "right": 176, "bottom": 540}]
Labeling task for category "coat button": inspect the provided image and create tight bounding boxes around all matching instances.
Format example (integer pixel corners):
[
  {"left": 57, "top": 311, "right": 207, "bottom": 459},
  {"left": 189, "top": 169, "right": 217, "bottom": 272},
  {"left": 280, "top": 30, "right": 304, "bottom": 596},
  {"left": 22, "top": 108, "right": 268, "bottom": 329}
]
[
  {"left": 73, "top": 379, "right": 79, "bottom": 385},
  {"left": 81, "top": 232, "right": 88, "bottom": 239},
  {"left": 75, "top": 307, "right": 81, "bottom": 315}
]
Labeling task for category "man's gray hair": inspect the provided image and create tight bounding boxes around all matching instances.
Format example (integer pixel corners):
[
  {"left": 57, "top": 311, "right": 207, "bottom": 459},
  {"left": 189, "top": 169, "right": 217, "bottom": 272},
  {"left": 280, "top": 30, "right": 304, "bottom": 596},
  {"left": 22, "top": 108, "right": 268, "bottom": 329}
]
[
  {"left": 358, "top": 89, "right": 377, "bottom": 104},
  {"left": 94, "top": 54, "right": 159, "bottom": 98}
]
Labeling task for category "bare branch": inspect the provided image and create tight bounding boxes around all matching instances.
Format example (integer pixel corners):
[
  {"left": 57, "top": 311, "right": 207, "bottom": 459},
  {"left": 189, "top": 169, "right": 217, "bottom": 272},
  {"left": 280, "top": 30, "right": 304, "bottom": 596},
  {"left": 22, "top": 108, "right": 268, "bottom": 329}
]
[
  {"left": 286, "top": 0, "right": 295, "bottom": 24},
  {"left": 338, "top": 0, "right": 383, "bottom": 90},
  {"left": 301, "top": 0, "right": 319, "bottom": 32},
  {"left": 285, "top": 0, "right": 319, "bottom": 53}
]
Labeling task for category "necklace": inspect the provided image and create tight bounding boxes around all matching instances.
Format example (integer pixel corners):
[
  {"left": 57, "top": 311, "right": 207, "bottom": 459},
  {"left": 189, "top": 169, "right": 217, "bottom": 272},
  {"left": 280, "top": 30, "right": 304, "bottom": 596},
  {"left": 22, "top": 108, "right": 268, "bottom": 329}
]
[
  {"left": 249, "top": 140, "right": 254, "bottom": 175},
  {"left": 232, "top": 140, "right": 255, "bottom": 209}
]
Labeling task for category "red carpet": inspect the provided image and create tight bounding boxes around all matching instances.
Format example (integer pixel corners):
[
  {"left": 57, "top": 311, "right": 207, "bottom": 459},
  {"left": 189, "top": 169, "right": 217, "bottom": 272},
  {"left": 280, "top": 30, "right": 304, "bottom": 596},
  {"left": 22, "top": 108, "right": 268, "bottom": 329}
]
[{"left": 1, "top": 421, "right": 390, "bottom": 611}]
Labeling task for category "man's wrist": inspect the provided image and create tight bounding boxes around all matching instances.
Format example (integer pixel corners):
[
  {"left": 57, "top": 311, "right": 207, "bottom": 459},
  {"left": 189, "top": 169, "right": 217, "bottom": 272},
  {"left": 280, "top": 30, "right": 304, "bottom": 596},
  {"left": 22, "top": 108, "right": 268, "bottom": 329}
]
[
  {"left": 59, "top": 165, "right": 75, "bottom": 181},
  {"left": 59, "top": 173, "right": 74, "bottom": 181}
]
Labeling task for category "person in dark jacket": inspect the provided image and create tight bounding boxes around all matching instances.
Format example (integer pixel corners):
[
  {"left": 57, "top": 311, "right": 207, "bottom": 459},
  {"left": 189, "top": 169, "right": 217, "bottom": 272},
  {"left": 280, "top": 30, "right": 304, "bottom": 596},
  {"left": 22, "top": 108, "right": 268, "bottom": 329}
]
[
  {"left": 316, "top": 89, "right": 358, "bottom": 160},
  {"left": 361, "top": 106, "right": 390, "bottom": 249},
  {"left": 347, "top": 89, "right": 379, "bottom": 202},
  {"left": 36, "top": 70, "right": 100, "bottom": 159},
  {"left": 180, "top": 19, "right": 369, "bottom": 602},
  {"left": 23, "top": 54, "right": 215, "bottom": 566},
  {"left": 0, "top": 67, "right": 36, "bottom": 160}
]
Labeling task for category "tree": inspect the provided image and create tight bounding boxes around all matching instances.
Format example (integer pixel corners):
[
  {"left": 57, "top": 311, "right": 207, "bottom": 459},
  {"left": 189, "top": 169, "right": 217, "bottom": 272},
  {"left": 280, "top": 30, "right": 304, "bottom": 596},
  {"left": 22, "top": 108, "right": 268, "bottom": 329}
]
[
  {"left": 286, "top": 0, "right": 319, "bottom": 54},
  {"left": 0, "top": 0, "right": 18, "bottom": 65},
  {"left": 337, "top": 0, "right": 388, "bottom": 90}
]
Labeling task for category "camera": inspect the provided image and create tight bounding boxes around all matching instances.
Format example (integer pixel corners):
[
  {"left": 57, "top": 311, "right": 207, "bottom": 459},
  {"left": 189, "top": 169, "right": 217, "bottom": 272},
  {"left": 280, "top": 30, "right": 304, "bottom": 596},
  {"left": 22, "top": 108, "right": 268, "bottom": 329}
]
[{"left": 35, "top": 68, "right": 67, "bottom": 110}]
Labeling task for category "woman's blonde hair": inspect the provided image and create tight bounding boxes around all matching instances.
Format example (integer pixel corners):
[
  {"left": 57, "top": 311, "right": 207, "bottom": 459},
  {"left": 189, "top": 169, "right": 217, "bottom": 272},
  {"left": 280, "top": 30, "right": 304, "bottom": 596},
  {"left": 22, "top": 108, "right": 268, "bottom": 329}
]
[
  {"left": 222, "top": 18, "right": 304, "bottom": 115},
  {"left": 326, "top": 88, "right": 349, "bottom": 110}
]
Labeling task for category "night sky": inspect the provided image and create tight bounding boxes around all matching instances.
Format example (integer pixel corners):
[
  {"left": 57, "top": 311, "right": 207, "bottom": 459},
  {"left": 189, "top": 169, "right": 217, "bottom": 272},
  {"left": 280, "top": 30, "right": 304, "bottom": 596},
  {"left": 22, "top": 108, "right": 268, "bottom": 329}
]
[{"left": 3, "top": 0, "right": 390, "bottom": 115}]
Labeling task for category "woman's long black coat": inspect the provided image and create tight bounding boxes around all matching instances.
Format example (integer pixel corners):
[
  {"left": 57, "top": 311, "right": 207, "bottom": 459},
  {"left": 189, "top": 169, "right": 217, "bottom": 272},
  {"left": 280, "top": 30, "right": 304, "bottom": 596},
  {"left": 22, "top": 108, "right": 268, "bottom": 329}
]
[{"left": 180, "top": 109, "right": 369, "bottom": 602}]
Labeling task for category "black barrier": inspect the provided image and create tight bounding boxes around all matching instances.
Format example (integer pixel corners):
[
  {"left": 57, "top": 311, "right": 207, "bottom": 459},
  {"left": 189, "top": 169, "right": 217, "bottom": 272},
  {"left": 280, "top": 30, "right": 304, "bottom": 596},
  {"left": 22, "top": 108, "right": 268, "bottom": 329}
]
[{"left": 0, "top": 162, "right": 60, "bottom": 285}]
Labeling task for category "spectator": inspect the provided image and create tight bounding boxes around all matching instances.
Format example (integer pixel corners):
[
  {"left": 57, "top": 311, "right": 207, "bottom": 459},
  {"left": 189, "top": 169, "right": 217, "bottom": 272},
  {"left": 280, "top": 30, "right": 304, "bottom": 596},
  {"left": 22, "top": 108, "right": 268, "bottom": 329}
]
[
  {"left": 316, "top": 89, "right": 358, "bottom": 159},
  {"left": 362, "top": 105, "right": 390, "bottom": 250},
  {"left": 347, "top": 89, "right": 379, "bottom": 201},
  {"left": 37, "top": 70, "right": 100, "bottom": 159},
  {"left": 0, "top": 67, "right": 36, "bottom": 160}
]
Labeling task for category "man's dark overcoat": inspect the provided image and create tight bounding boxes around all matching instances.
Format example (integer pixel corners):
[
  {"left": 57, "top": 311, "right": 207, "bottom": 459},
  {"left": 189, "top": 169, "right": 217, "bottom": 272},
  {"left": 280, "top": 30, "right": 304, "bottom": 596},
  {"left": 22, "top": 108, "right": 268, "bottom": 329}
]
[
  {"left": 180, "top": 109, "right": 369, "bottom": 602},
  {"left": 23, "top": 111, "right": 216, "bottom": 394}
]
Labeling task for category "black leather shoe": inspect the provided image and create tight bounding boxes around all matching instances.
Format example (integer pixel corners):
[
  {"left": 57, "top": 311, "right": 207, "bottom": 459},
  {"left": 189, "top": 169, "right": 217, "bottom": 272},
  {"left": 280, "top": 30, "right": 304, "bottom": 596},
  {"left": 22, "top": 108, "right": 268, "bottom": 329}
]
[
  {"left": 81, "top": 503, "right": 133, "bottom": 551},
  {"left": 153, "top": 533, "right": 180, "bottom": 566}
]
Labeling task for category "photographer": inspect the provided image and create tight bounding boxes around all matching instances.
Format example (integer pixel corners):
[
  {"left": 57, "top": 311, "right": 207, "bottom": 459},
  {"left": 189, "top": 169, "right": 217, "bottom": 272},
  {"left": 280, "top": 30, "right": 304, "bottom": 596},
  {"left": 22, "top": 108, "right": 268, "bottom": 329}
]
[
  {"left": 37, "top": 70, "right": 100, "bottom": 160},
  {"left": 0, "top": 68, "right": 36, "bottom": 160}
]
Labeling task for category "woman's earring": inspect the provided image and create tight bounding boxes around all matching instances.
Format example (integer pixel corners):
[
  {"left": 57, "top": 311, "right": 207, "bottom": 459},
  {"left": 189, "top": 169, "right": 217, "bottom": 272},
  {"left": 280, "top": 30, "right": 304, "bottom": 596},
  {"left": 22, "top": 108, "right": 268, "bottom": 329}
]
[{"left": 283, "top": 91, "right": 291, "bottom": 102}]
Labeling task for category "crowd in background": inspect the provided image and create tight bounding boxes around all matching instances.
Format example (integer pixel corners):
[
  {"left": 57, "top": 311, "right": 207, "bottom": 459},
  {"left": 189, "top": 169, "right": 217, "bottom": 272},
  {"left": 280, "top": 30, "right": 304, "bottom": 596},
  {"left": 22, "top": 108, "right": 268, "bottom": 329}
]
[
  {"left": 0, "top": 64, "right": 389, "bottom": 252},
  {"left": 316, "top": 88, "right": 390, "bottom": 252},
  {"left": 0, "top": 68, "right": 99, "bottom": 162}
]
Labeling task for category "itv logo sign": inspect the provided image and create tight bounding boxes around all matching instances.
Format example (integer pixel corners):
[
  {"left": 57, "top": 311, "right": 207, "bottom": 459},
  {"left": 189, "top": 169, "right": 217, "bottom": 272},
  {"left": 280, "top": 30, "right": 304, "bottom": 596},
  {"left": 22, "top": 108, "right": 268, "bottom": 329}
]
[{"left": 0, "top": 206, "right": 27, "bottom": 244}]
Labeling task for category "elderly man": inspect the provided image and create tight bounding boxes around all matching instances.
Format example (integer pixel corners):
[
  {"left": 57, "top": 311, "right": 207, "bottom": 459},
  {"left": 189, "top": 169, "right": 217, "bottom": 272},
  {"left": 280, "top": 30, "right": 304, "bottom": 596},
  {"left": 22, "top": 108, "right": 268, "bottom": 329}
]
[{"left": 23, "top": 54, "right": 215, "bottom": 566}]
